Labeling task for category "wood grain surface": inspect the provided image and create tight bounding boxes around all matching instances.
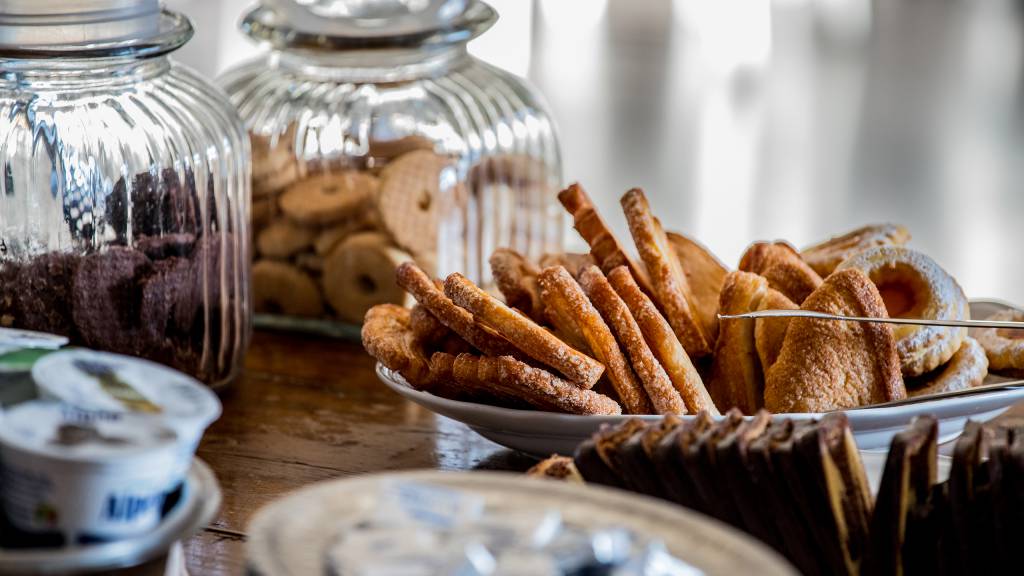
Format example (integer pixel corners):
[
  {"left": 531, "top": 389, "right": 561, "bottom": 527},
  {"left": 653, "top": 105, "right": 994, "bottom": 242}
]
[
  {"left": 182, "top": 330, "right": 1024, "bottom": 575},
  {"left": 182, "top": 330, "right": 537, "bottom": 574}
]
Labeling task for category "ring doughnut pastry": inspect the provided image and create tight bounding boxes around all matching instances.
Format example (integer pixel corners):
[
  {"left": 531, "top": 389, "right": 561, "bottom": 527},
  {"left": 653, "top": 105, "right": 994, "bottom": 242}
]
[
  {"left": 907, "top": 337, "right": 988, "bottom": 398},
  {"left": 378, "top": 149, "right": 451, "bottom": 258},
  {"left": 256, "top": 220, "right": 315, "bottom": 259},
  {"left": 251, "top": 130, "right": 299, "bottom": 198},
  {"left": 974, "top": 310, "right": 1024, "bottom": 378},
  {"left": 801, "top": 224, "right": 911, "bottom": 277},
  {"left": 279, "top": 172, "right": 379, "bottom": 226},
  {"left": 322, "top": 232, "right": 412, "bottom": 324},
  {"left": 252, "top": 260, "right": 324, "bottom": 317},
  {"left": 837, "top": 246, "right": 968, "bottom": 377},
  {"left": 361, "top": 304, "right": 433, "bottom": 389}
]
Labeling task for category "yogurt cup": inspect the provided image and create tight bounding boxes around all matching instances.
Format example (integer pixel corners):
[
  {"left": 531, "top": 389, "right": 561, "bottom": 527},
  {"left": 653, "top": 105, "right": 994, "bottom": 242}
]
[
  {"left": 0, "top": 401, "right": 181, "bottom": 544},
  {"left": 31, "top": 349, "right": 222, "bottom": 481}
]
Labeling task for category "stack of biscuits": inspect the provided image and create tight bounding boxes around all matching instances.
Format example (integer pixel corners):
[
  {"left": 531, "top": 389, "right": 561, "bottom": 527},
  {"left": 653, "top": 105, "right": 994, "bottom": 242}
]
[
  {"left": 363, "top": 180, "right": 996, "bottom": 415},
  {"left": 251, "top": 130, "right": 448, "bottom": 324},
  {"left": 361, "top": 185, "right": 725, "bottom": 416},
  {"left": 525, "top": 415, "right": 1024, "bottom": 576}
]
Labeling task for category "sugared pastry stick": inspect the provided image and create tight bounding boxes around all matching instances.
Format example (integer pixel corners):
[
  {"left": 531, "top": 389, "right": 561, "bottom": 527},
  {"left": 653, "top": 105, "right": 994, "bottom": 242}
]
[
  {"left": 557, "top": 183, "right": 655, "bottom": 296},
  {"left": 451, "top": 353, "right": 621, "bottom": 415},
  {"left": 577, "top": 265, "right": 681, "bottom": 415},
  {"left": 538, "top": 266, "right": 663, "bottom": 415},
  {"left": 445, "top": 272, "right": 606, "bottom": 389},
  {"left": 361, "top": 304, "right": 433, "bottom": 389},
  {"left": 607, "top": 266, "right": 719, "bottom": 415},
  {"left": 409, "top": 304, "right": 453, "bottom": 344},
  {"left": 621, "top": 188, "right": 711, "bottom": 358},
  {"left": 489, "top": 248, "right": 545, "bottom": 323},
  {"left": 396, "top": 262, "right": 521, "bottom": 359}
]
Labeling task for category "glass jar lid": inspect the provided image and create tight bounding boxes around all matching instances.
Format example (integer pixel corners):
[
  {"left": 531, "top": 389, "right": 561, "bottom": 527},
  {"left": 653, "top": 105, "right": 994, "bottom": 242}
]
[
  {"left": 0, "top": 0, "right": 192, "bottom": 58},
  {"left": 242, "top": 0, "right": 497, "bottom": 51}
]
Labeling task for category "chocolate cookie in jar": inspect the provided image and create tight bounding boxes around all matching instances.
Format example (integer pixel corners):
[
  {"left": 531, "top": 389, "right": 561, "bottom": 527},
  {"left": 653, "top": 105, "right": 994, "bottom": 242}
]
[
  {"left": 219, "top": 0, "right": 563, "bottom": 334},
  {"left": 0, "top": 1, "right": 250, "bottom": 387}
]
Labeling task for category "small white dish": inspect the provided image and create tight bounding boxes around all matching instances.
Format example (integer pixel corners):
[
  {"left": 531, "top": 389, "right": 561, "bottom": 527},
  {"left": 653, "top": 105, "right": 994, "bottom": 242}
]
[
  {"left": 379, "top": 365, "right": 1024, "bottom": 456},
  {"left": 0, "top": 458, "right": 221, "bottom": 575}
]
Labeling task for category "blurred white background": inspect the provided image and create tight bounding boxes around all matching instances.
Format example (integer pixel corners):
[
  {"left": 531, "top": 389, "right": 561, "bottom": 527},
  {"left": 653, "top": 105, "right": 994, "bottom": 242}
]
[{"left": 168, "top": 0, "right": 1024, "bottom": 303}]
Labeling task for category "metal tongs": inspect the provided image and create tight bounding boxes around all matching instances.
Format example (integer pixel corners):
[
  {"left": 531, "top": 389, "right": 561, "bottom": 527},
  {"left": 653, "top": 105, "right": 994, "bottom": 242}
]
[
  {"left": 719, "top": 309, "right": 1024, "bottom": 331},
  {"left": 717, "top": 308, "right": 1024, "bottom": 407}
]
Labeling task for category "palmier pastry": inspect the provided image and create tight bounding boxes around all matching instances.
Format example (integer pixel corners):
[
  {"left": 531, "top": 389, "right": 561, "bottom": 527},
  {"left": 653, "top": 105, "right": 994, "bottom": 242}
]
[
  {"left": 764, "top": 268, "right": 906, "bottom": 413},
  {"left": 754, "top": 288, "right": 798, "bottom": 372},
  {"left": 801, "top": 223, "right": 911, "bottom": 277},
  {"left": 739, "top": 241, "right": 822, "bottom": 304},
  {"left": 974, "top": 309, "right": 1024, "bottom": 378},
  {"left": 621, "top": 189, "right": 711, "bottom": 358},
  {"left": 907, "top": 337, "right": 988, "bottom": 398},
  {"left": 666, "top": 231, "right": 729, "bottom": 343},
  {"left": 837, "top": 246, "right": 968, "bottom": 377},
  {"left": 707, "top": 271, "right": 770, "bottom": 414}
]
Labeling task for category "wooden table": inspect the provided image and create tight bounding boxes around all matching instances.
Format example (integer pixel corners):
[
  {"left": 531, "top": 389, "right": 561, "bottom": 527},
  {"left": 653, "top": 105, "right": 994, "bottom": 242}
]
[
  {"left": 181, "top": 330, "right": 1024, "bottom": 575},
  {"left": 181, "top": 331, "right": 538, "bottom": 575}
]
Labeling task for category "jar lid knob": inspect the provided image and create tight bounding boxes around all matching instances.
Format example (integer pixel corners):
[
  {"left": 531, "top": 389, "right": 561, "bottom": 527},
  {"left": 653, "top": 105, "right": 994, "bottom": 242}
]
[
  {"left": 243, "top": 0, "right": 497, "bottom": 51},
  {"left": 0, "top": 0, "right": 160, "bottom": 46}
]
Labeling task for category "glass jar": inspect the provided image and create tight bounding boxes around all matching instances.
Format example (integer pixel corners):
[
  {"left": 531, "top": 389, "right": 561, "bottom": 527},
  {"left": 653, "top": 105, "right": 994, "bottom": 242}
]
[
  {"left": 219, "top": 0, "right": 563, "bottom": 335},
  {"left": 0, "top": 1, "right": 251, "bottom": 388}
]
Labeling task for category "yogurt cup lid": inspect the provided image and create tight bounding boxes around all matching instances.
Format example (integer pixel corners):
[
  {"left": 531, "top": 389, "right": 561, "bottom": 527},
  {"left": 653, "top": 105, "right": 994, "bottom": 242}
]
[
  {"left": 0, "top": 400, "right": 179, "bottom": 463},
  {"left": 32, "top": 349, "right": 221, "bottom": 428},
  {"left": 0, "top": 327, "right": 68, "bottom": 355}
]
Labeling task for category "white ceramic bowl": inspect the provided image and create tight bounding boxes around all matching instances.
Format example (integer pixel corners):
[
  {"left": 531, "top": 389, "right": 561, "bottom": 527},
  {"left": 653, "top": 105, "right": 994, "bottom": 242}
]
[{"left": 379, "top": 364, "right": 1024, "bottom": 456}]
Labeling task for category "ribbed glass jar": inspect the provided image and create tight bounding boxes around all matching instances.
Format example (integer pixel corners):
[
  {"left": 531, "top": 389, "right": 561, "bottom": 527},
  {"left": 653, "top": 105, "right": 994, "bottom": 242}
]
[
  {"left": 219, "top": 0, "right": 562, "bottom": 335},
  {"left": 0, "top": 8, "right": 251, "bottom": 387}
]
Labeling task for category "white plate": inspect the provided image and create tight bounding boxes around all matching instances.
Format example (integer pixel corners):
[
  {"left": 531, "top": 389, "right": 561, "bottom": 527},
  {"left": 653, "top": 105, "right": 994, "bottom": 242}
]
[
  {"left": 246, "top": 470, "right": 797, "bottom": 576},
  {"left": 380, "top": 299, "right": 1024, "bottom": 456},
  {"left": 0, "top": 458, "right": 221, "bottom": 575},
  {"left": 379, "top": 364, "right": 1024, "bottom": 455}
]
